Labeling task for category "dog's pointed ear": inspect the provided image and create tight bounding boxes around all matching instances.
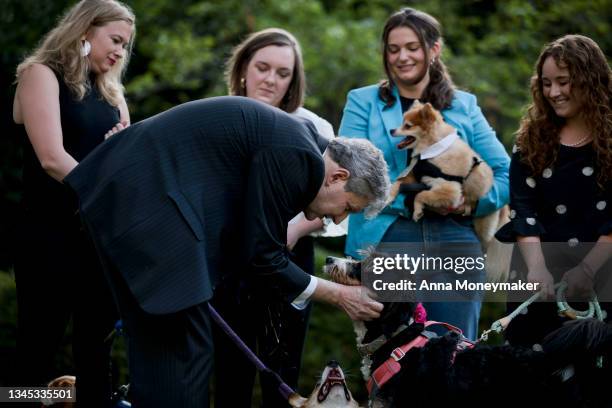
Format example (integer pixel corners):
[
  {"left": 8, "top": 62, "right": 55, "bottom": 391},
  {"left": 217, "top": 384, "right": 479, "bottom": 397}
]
[
  {"left": 421, "top": 103, "right": 436, "bottom": 121},
  {"left": 288, "top": 393, "right": 308, "bottom": 407}
]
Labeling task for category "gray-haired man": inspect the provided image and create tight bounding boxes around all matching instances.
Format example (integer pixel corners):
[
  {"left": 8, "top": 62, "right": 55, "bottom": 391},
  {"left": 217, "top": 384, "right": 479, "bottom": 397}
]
[{"left": 64, "top": 96, "right": 389, "bottom": 407}]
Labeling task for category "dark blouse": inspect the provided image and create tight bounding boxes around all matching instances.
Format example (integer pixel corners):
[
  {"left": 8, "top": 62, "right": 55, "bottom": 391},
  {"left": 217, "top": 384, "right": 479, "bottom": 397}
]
[
  {"left": 497, "top": 143, "right": 612, "bottom": 347},
  {"left": 18, "top": 70, "right": 120, "bottom": 218},
  {"left": 496, "top": 143, "right": 612, "bottom": 243}
]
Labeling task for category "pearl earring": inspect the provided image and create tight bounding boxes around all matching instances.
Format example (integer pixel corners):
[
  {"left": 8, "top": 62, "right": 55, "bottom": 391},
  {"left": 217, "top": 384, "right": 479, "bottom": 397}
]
[
  {"left": 81, "top": 40, "right": 91, "bottom": 57},
  {"left": 240, "top": 77, "right": 246, "bottom": 88}
]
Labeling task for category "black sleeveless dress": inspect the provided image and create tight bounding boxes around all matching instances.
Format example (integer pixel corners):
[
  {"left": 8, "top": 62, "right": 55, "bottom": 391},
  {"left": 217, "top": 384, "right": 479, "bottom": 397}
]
[
  {"left": 15, "top": 68, "right": 121, "bottom": 407},
  {"left": 20, "top": 72, "right": 119, "bottom": 217}
]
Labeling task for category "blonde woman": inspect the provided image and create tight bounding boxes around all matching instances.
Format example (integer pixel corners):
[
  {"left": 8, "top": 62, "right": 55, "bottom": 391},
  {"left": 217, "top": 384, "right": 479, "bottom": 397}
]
[{"left": 12, "top": 0, "right": 135, "bottom": 405}]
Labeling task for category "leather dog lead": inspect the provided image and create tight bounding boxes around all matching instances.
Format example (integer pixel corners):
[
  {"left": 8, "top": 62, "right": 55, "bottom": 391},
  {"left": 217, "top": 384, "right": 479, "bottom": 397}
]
[{"left": 207, "top": 303, "right": 297, "bottom": 401}]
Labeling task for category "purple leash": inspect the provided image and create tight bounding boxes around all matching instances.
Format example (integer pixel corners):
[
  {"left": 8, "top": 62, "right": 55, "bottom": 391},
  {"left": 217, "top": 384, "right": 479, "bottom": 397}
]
[{"left": 207, "top": 303, "right": 296, "bottom": 401}]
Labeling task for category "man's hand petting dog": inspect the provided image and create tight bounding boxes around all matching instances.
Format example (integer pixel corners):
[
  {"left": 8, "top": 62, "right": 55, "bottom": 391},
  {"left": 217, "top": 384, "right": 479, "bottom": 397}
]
[
  {"left": 313, "top": 278, "right": 382, "bottom": 321},
  {"left": 527, "top": 267, "right": 555, "bottom": 300},
  {"left": 338, "top": 284, "right": 382, "bottom": 321}
]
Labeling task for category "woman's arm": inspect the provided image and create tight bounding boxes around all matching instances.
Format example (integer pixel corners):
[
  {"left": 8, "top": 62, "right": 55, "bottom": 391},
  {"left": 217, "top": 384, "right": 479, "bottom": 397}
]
[
  {"left": 118, "top": 95, "right": 130, "bottom": 126},
  {"left": 496, "top": 149, "right": 554, "bottom": 296},
  {"left": 287, "top": 216, "right": 325, "bottom": 250},
  {"left": 516, "top": 235, "right": 554, "bottom": 298},
  {"left": 465, "top": 94, "right": 511, "bottom": 217},
  {"left": 583, "top": 234, "right": 612, "bottom": 274},
  {"left": 105, "top": 95, "right": 131, "bottom": 139},
  {"left": 16, "top": 63, "right": 78, "bottom": 182},
  {"left": 563, "top": 233, "right": 612, "bottom": 297},
  {"left": 338, "top": 90, "right": 370, "bottom": 139}
]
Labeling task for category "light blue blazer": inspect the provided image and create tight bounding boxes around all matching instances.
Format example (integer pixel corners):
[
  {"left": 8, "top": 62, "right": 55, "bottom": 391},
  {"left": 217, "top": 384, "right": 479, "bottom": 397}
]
[{"left": 339, "top": 84, "right": 510, "bottom": 258}]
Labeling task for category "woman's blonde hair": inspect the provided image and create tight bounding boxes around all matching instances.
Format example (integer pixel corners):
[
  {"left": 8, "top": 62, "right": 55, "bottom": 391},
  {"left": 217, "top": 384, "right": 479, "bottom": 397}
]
[
  {"left": 16, "top": 0, "right": 135, "bottom": 107},
  {"left": 225, "top": 28, "right": 305, "bottom": 113}
]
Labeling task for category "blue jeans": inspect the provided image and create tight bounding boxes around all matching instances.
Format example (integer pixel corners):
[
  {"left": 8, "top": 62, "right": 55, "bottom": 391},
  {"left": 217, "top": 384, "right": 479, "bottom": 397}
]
[{"left": 379, "top": 214, "right": 484, "bottom": 340}]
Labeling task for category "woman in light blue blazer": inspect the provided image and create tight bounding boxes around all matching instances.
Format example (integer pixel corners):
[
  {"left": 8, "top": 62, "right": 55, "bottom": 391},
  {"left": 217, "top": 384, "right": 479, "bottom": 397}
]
[{"left": 339, "top": 8, "right": 510, "bottom": 340}]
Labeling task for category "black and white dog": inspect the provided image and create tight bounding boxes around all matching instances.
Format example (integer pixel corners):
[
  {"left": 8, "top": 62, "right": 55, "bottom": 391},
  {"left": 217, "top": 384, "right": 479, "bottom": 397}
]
[{"left": 324, "top": 253, "right": 612, "bottom": 408}]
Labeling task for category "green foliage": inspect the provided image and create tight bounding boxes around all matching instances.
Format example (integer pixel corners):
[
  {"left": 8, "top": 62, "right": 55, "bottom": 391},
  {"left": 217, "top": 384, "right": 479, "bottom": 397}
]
[{"left": 117, "top": 0, "right": 610, "bottom": 145}]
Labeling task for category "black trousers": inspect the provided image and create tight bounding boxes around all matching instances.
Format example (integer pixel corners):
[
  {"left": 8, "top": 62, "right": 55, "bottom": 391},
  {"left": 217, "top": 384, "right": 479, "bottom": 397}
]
[
  {"left": 212, "top": 237, "right": 314, "bottom": 408},
  {"left": 15, "top": 213, "right": 118, "bottom": 408},
  {"left": 100, "top": 250, "right": 214, "bottom": 408}
]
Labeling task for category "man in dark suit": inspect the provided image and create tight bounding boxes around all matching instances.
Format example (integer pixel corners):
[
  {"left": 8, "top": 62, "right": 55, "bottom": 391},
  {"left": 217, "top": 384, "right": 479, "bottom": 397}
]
[{"left": 64, "top": 96, "right": 390, "bottom": 407}]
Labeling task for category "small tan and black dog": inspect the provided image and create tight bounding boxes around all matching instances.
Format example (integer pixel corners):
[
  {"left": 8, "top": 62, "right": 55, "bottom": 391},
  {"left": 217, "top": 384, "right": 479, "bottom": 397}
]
[
  {"left": 388, "top": 101, "right": 507, "bottom": 251},
  {"left": 42, "top": 375, "right": 76, "bottom": 407},
  {"left": 289, "top": 361, "right": 360, "bottom": 408}
]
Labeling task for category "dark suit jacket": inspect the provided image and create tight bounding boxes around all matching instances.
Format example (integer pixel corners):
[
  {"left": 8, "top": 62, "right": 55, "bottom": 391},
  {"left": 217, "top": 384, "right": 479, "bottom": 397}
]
[{"left": 64, "top": 96, "right": 328, "bottom": 314}]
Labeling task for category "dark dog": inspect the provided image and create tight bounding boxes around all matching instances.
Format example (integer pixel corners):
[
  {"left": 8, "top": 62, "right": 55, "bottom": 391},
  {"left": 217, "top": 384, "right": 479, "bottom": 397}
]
[{"left": 325, "top": 254, "right": 612, "bottom": 407}]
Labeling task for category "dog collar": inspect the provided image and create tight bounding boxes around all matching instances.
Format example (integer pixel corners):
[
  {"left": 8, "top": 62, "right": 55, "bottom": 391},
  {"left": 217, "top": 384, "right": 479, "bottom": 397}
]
[
  {"left": 358, "top": 303, "right": 428, "bottom": 357},
  {"left": 367, "top": 320, "right": 475, "bottom": 398},
  {"left": 420, "top": 131, "right": 459, "bottom": 160},
  {"left": 399, "top": 131, "right": 460, "bottom": 179}
]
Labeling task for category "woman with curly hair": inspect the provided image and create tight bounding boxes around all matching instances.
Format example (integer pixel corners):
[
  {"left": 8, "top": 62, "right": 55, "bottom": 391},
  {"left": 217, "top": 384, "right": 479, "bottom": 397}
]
[{"left": 496, "top": 34, "right": 612, "bottom": 346}]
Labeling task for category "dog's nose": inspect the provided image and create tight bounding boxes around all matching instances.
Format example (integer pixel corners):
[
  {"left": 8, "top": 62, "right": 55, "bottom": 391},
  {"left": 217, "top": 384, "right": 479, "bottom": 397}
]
[
  {"left": 327, "top": 360, "right": 339, "bottom": 368},
  {"left": 325, "top": 256, "right": 335, "bottom": 265},
  {"left": 390, "top": 128, "right": 396, "bottom": 136}
]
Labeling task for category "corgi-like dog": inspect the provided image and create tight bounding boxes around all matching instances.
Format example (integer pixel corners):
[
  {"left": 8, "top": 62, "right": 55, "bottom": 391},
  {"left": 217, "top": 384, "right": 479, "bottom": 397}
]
[{"left": 289, "top": 360, "right": 360, "bottom": 408}]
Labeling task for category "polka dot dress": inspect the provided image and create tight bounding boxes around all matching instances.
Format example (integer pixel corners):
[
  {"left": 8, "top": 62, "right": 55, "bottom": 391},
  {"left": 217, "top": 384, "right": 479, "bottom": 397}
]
[
  {"left": 496, "top": 142, "right": 612, "bottom": 348},
  {"left": 497, "top": 143, "right": 611, "bottom": 243}
]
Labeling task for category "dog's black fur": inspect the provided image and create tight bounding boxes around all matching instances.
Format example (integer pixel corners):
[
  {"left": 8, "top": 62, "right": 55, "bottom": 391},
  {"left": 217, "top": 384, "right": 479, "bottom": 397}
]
[
  {"left": 376, "top": 318, "right": 612, "bottom": 407},
  {"left": 325, "top": 256, "right": 612, "bottom": 407},
  {"left": 363, "top": 301, "right": 416, "bottom": 344}
]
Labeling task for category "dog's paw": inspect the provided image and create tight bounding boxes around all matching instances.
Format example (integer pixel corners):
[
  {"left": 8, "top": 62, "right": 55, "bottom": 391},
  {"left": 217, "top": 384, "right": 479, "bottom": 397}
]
[
  {"left": 412, "top": 201, "right": 425, "bottom": 221},
  {"left": 412, "top": 210, "right": 424, "bottom": 222}
]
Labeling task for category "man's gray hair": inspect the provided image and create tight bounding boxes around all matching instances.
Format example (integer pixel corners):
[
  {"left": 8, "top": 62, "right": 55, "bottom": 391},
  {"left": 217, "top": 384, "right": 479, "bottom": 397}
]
[{"left": 326, "top": 138, "right": 390, "bottom": 218}]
